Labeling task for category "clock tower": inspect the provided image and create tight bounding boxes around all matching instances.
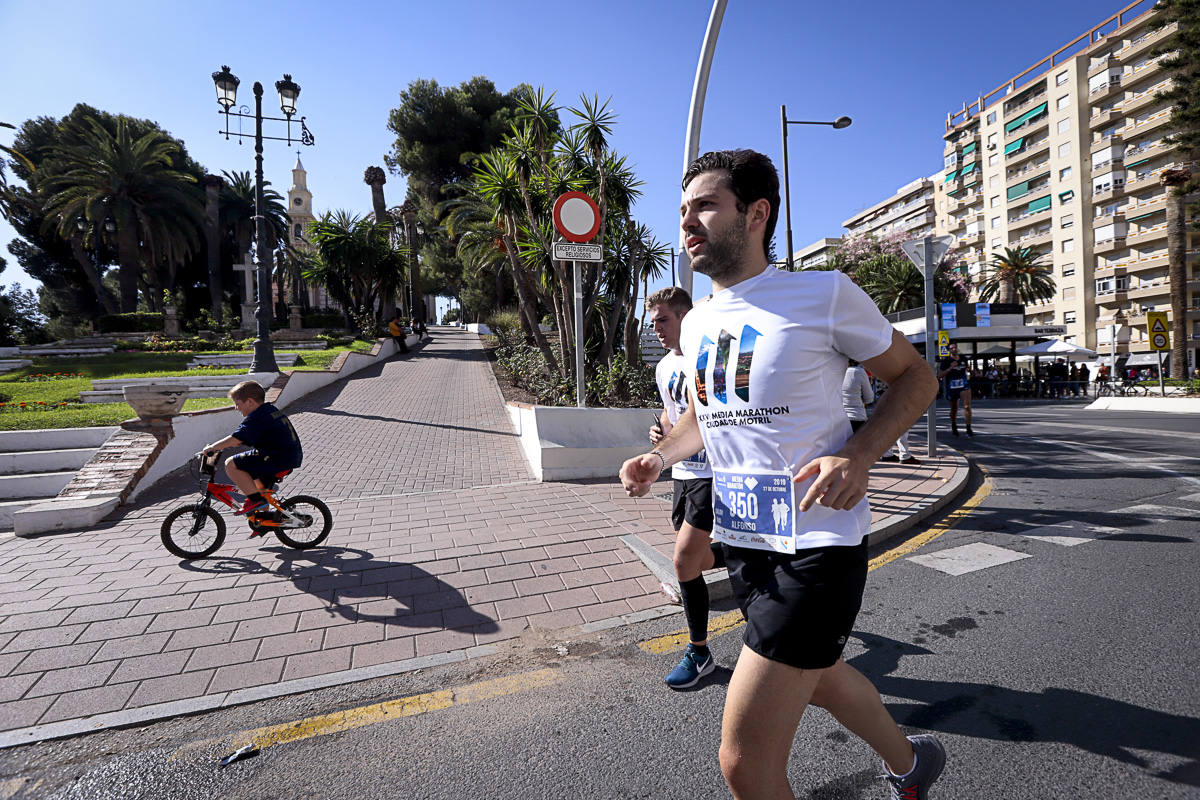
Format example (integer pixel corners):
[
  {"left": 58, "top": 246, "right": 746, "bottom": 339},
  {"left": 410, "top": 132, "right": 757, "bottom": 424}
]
[{"left": 287, "top": 153, "right": 314, "bottom": 251}]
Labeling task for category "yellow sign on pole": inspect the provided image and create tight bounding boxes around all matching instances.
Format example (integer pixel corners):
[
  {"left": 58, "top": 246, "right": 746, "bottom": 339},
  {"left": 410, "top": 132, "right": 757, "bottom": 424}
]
[
  {"left": 1147, "top": 311, "right": 1170, "bottom": 351},
  {"left": 937, "top": 330, "right": 950, "bottom": 358}
]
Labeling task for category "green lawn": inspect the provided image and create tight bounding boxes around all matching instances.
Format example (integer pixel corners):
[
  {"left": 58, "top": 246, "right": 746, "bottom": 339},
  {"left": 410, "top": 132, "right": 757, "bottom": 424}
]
[{"left": 0, "top": 341, "right": 377, "bottom": 431}]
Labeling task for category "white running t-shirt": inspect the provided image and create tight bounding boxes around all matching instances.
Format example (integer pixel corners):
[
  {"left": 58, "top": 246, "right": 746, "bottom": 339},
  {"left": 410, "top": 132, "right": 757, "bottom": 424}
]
[
  {"left": 678, "top": 267, "right": 894, "bottom": 550},
  {"left": 655, "top": 350, "right": 712, "bottom": 480}
]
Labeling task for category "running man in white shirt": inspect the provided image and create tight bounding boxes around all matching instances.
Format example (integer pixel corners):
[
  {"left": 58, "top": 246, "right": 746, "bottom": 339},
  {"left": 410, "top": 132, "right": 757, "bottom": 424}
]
[
  {"left": 647, "top": 286, "right": 724, "bottom": 689},
  {"left": 619, "top": 150, "right": 946, "bottom": 800}
]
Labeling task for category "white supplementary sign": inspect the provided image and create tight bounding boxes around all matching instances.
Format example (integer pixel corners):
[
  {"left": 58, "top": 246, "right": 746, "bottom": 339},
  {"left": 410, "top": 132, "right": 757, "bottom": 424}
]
[{"left": 553, "top": 242, "right": 603, "bottom": 262}]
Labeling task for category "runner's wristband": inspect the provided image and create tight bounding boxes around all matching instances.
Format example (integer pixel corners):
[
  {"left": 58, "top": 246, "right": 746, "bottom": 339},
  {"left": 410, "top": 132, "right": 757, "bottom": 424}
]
[{"left": 649, "top": 450, "right": 668, "bottom": 475}]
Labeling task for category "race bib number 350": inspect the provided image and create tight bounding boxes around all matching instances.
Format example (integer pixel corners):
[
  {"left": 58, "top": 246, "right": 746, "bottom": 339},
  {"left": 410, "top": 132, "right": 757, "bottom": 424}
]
[{"left": 712, "top": 469, "right": 796, "bottom": 554}]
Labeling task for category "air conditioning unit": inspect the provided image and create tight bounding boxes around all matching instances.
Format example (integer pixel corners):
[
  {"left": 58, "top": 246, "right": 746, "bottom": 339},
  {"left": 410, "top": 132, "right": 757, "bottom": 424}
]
[{"left": 987, "top": 143, "right": 997, "bottom": 150}]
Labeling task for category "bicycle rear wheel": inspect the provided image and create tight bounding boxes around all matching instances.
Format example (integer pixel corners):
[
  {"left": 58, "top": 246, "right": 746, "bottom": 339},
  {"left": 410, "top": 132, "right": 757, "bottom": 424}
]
[
  {"left": 161, "top": 505, "right": 226, "bottom": 560},
  {"left": 274, "top": 495, "right": 332, "bottom": 549}
]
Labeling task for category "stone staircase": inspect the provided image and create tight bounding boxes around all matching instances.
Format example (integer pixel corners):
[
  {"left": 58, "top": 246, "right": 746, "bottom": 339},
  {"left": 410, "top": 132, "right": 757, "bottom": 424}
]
[
  {"left": 186, "top": 353, "right": 300, "bottom": 370},
  {"left": 80, "top": 373, "right": 277, "bottom": 403},
  {"left": 0, "top": 427, "right": 117, "bottom": 530}
]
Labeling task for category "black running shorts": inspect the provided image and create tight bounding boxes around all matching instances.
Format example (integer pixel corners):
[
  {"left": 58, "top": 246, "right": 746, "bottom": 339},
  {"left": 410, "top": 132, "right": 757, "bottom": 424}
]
[
  {"left": 724, "top": 539, "right": 869, "bottom": 669},
  {"left": 671, "top": 477, "right": 714, "bottom": 532}
]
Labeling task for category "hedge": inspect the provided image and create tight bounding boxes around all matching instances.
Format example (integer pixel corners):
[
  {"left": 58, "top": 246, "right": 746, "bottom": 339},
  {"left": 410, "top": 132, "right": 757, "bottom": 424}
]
[
  {"left": 302, "top": 311, "right": 346, "bottom": 329},
  {"left": 98, "top": 313, "right": 164, "bottom": 333}
]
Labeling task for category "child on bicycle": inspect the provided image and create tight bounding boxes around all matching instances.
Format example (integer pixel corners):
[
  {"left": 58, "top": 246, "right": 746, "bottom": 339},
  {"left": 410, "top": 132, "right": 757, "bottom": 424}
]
[{"left": 203, "top": 380, "right": 303, "bottom": 515}]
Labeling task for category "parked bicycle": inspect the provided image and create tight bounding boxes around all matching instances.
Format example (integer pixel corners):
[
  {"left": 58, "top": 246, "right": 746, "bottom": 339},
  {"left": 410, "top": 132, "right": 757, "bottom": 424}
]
[{"left": 160, "top": 451, "right": 332, "bottom": 560}]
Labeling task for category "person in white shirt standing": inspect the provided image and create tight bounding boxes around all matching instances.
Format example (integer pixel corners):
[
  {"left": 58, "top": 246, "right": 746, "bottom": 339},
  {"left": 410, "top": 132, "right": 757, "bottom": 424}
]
[
  {"left": 841, "top": 360, "right": 874, "bottom": 433},
  {"left": 619, "top": 150, "right": 946, "bottom": 800},
  {"left": 647, "top": 286, "right": 723, "bottom": 690}
]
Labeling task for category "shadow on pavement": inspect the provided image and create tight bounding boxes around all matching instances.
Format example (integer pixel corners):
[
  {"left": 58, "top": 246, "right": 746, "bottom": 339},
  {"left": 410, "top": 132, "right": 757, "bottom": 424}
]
[
  {"left": 177, "top": 544, "right": 497, "bottom": 633},
  {"left": 849, "top": 631, "right": 1200, "bottom": 787}
]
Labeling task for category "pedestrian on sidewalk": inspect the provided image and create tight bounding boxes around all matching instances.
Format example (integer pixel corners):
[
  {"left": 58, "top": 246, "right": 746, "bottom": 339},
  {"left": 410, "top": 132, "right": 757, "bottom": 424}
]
[
  {"left": 647, "top": 286, "right": 724, "bottom": 690},
  {"left": 938, "top": 343, "right": 974, "bottom": 436},
  {"left": 388, "top": 309, "right": 410, "bottom": 354},
  {"left": 620, "top": 150, "right": 946, "bottom": 800},
  {"left": 842, "top": 360, "right": 873, "bottom": 433}
]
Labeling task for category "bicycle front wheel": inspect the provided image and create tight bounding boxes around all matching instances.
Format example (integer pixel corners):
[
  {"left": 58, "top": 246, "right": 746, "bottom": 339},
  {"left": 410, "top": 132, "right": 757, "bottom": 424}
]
[
  {"left": 274, "top": 495, "right": 332, "bottom": 549},
  {"left": 161, "top": 505, "right": 226, "bottom": 560}
]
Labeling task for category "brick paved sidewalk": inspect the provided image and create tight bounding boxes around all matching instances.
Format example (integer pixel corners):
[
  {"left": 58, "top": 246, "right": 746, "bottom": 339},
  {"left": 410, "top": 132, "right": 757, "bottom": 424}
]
[{"left": 0, "top": 328, "right": 968, "bottom": 746}]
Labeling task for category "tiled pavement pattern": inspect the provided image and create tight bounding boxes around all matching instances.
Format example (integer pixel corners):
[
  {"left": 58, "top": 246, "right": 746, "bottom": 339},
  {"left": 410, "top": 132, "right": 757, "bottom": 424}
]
[{"left": 0, "top": 328, "right": 961, "bottom": 740}]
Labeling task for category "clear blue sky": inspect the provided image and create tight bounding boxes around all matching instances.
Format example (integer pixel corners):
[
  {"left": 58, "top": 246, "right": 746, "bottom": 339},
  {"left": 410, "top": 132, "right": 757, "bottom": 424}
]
[{"left": 0, "top": 0, "right": 1147, "bottom": 312}]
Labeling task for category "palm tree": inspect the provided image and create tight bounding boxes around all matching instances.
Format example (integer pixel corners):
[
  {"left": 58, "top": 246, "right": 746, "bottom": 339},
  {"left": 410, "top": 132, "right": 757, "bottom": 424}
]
[
  {"left": 0, "top": 121, "right": 34, "bottom": 223},
  {"left": 304, "top": 211, "right": 405, "bottom": 323},
  {"left": 977, "top": 246, "right": 1055, "bottom": 305},
  {"left": 40, "top": 117, "right": 203, "bottom": 312},
  {"left": 219, "top": 170, "right": 289, "bottom": 263},
  {"left": 853, "top": 254, "right": 969, "bottom": 314},
  {"left": 1162, "top": 167, "right": 1191, "bottom": 379}
]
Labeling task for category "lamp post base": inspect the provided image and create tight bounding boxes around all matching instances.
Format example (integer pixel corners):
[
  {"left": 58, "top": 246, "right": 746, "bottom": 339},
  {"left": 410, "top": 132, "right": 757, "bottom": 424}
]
[{"left": 249, "top": 337, "right": 279, "bottom": 374}]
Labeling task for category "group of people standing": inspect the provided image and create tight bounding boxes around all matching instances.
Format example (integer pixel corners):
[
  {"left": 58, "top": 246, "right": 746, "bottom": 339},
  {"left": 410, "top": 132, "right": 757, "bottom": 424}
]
[{"left": 623, "top": 149, "right": 947, "bottom": 800}]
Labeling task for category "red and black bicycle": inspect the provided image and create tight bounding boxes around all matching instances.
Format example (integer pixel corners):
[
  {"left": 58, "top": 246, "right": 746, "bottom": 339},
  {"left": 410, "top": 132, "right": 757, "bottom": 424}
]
[{"left": 160, "top": 451, "right": 333, "bottom": 560}]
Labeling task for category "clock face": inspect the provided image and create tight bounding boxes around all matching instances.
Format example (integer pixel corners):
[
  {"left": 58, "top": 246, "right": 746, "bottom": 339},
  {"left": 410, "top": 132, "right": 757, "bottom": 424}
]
[{"left": 293, "top": 197, "right": 303, "bottom": 206}]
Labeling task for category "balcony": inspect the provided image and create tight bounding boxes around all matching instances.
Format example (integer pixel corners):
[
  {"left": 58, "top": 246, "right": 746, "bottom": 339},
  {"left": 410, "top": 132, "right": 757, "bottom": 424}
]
[
  {"left": 1123, "top": 137, "right": 1175, "bottom": 167},
  {"left": 1094, "top": 237, "right": 1128, "bottom": 255},
  {"left": 1016, "top": 227, "right": 1053, "bottom": 248},
  {"left": 1004, "top": 112, "right": 1049, "bottom": 145},
  {"left": 1006, "top": 162, "right": 1050, "bottom": 189},
  {"left": 1009, "top": 206, "right": 1052, "bottom": 232},
  {"left": 1003, "top": 88, "right": 1048, "bottom": 122},
  {"left": 1088, "top": 55, "right": 1120, "bottom": 79},
  {"left": 959, "top": 231, "right": 985, "bottom": 247},
  {"left": 1117, "top": 22, "right": 1178, "bottom": 63},
  {"left": 1093, "top": 210, "right": 1126, "bottom": 228},
  {"left": 1127, "top": 279, "right": 1171, "bottom": 301},
  {"left": 1089, "top": 106, "right": 1124, "bottom": 130},
  {"left": 1126, "top": 166, "right": 1175, "bottom": 194},
  {"left": 1089, "top": 77, "right": 1122, "bottom": 102},
  {"left": 1090, "top": 131, "right": 1124, "bottom": 153},
  {"left": 1091, "top": 156, "right": 1125, "bottom": 173},
  {"left": 1127, "top": 252, "right": 1170, "bottom": 272},
  {"left": 1006, "top": 137, "right": 1050, "bottom": 168},
  {"left": 1093, "top": 182, "right": 1128, "bottom": 203},
  {"left": 1095, "top": 288, "right": 1129, "bottom": 305},
  {"left": 1127, "top": 53, "right": 1168, "bottom": 83},
  {"left": 1127, "top": 108, "right": 1173, "bottom": 137},
  {"left": 1128, "top": 222, "right": 1168, "bottom": 246},
  {"left": 1122, "top": 79, "right": 1172, "bottom": 115}
]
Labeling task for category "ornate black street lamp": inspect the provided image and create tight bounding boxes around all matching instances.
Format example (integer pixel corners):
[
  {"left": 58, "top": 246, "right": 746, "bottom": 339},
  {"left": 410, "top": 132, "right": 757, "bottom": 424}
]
[
  {"left": 212, "top": 65, "right": 315, "bottom": 373},
  {"left": 780, "top": 107, "right": 851, "bottom": 271}
]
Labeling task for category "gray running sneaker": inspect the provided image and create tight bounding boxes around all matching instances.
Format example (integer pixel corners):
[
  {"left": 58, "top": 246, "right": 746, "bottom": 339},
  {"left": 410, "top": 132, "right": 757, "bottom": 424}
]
[{"left": 880, "top": 734, "right": 946, "bottom": 799}]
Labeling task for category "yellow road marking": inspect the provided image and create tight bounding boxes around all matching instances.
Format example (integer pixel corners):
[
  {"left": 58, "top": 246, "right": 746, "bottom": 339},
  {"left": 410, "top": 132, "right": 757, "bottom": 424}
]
[
  {"left": 638, "top": 470, "right": 992, "bottom": 655},
  {"left": 232, "top": 668, "right": 561, "bottom": 750},
  {"left": 173, "top": 668, "right": 561, "bottom": 760}
]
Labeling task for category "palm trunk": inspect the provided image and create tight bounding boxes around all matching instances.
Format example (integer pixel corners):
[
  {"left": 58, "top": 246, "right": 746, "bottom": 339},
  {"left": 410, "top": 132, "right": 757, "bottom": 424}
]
[
  {"left": 502, "top": 233, "right": 558, "bottom": 375},
  {"left": 204, "top": 176, "right": 223, "bottom": 323},
  {"left": 69, "top": 235, "right": 118, "bottom": 315},
  {"left": 117, "top": 226, "right": 140, "bottom": 313},
  {"left": 1162, "top": 169, "right": 1190, "bottom": 379}
]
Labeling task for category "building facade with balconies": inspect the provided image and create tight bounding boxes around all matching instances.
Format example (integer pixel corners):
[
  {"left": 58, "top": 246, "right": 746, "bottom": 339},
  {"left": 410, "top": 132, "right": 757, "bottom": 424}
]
[{"left": 939, "top": 0, "right": 1195, "bottom": 373}]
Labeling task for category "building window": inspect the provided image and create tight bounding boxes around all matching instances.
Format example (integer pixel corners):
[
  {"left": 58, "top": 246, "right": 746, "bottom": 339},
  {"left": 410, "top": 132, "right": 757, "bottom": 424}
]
[
  {"left": 992, "top": 238, "right": 1002, "bottom": 249},
  {"left": 1063, "top": 266, "right": 1075, "bottom": 276},
  {"left": 1057, "top": 118, "right": 1071, "bottom": 134},
  {"left": 987, "top": 111, "right": 997, "bottom": 124},
  {"left": 1062, "top": 286, "right": 1076, "bottom": 300},
  {"left": 1064, "top": 311, "right": 1076, "bottom": 323},
  {"left": 988, "top": 154, "right": 999, "bottom": 166},
  {"left": 1060, "top": 166, "right": 1072, "bottom": 181},
  {"left": 1056, "top": 70, "right": 1069, "bottom": 86},
  {"left": 1058, "top": 142, "right": 1071, "bottom": 158},
  {"left": 991, "top": 216, "right": 1000, "bottom": 229},
  {"left": 989, "top": 175, "right": 999, "bottom": 188},
  {"left": 293, "top": 223, "right": 302, "bottom": 240},
  {"left": 1056, "top": 95, "right": 1070, "bottom": 110},
  {"left": 988, "top": 133, "right": 998, "bottom": 148},
  {"left": 1061, "top": 214, "right": 1074, "bottom": 228},
  {"left": 1062, "top": 238, "right": 1074, "bottom": 253}
]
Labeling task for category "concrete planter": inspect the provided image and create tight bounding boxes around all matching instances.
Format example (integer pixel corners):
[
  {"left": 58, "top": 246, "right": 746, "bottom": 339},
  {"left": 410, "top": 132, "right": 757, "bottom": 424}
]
[{"left": 122, "top": 384, "right": 188, "bottom": 420}]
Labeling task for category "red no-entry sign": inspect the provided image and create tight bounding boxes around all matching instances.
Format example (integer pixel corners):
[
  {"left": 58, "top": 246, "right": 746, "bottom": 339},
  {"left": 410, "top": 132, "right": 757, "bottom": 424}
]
[{"left": 552, "top": 192, "right": 601, "bottom": 243}]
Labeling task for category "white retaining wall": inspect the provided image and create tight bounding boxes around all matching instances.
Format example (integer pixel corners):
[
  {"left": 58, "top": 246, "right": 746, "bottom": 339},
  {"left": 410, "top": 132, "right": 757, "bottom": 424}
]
[
  {"left": 1086, "top": 396, "right": 1200, "bottom": 413},
  {"left": 505, "top": 403, "right": 656, "bottom": 481}
]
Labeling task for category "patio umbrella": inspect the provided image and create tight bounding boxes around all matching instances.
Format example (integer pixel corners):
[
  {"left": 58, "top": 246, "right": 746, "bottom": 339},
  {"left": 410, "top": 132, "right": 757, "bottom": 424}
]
[{"left": 1016, "top": 338, "right": 1098, "bottom": 360}]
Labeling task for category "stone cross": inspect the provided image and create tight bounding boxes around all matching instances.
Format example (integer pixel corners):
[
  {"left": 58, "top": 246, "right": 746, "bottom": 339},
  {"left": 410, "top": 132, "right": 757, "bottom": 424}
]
[{"left": 232, "top": 257, "right": 256, "bottom": 301}]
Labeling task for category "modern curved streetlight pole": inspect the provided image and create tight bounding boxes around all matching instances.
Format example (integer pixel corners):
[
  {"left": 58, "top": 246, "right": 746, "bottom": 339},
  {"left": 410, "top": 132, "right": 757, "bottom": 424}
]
[
  {"left": 677, "top": 0, "right": 727, "bottom": 295},
  {"left": 780, "top": 109, "right": 851, "bottom": 271}
]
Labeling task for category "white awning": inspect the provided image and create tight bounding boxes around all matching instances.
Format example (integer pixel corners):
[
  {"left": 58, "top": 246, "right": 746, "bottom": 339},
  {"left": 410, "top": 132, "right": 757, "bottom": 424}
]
[{"left": 1123, "top": 352, "right": 1166, "bottom": 367}]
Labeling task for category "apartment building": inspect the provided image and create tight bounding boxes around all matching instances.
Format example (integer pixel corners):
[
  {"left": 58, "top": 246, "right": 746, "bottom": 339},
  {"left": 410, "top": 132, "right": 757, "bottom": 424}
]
[
  {"left": 842, "top": 175, "right": 939, "bottom": 242},
  {"left": 790, "top": 237, "right": 842, "bottom": 270},
  {"left": 939, "top": 0, "right": 1195, "bottom": 372}
]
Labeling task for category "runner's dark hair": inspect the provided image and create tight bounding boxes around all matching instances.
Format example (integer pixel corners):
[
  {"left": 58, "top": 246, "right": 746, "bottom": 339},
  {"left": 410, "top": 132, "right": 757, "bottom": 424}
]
[{"left": 682, "top": 149, "right": 780, "bottom": 260}]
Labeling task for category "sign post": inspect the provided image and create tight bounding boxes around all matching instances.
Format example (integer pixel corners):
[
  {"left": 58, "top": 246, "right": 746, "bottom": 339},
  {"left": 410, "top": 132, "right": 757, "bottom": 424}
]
[
  {"left": 552, "top": 192, "right": 602, "bottom": 408},
  {"left": 901, "top": 235, "right": 953, "bottom": 458},
  {"left": 1147, "top": 311, "right": 1170, "bottom": 397}
]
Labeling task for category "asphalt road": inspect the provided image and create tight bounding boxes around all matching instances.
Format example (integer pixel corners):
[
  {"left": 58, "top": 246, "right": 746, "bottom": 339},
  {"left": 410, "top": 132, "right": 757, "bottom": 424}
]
[{"left": 1, "top": 401, "right": 1197, "bottom": 799}]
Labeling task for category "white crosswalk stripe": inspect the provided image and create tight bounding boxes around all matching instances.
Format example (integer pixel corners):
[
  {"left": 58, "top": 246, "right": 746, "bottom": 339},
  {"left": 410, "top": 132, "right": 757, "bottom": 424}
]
[
  {"left": 908, "top": 542, "right": 1031, "bottom": 576},
  {"left": 1014, "top": 519, "right": 1119, "bottom": 547}
]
